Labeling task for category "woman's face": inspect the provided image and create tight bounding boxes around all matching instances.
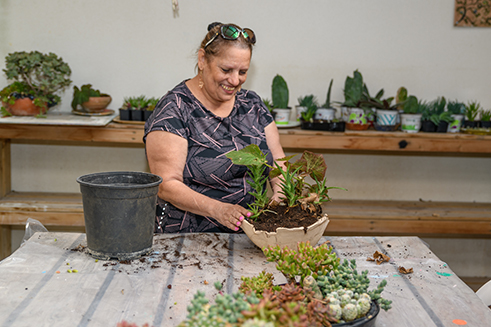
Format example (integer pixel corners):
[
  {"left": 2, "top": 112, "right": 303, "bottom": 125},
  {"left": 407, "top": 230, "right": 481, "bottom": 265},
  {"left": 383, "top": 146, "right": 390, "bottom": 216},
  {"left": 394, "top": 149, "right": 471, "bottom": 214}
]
[{"left": 199, "top": 45, "right": 251, "bottom": 104}]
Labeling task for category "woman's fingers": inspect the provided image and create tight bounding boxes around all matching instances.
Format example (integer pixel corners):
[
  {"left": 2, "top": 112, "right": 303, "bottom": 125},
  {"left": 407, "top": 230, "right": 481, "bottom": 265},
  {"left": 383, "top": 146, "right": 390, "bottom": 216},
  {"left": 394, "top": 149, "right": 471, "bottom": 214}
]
[{"left": 217, "top": 204, "right": 250, "bottom": 231}]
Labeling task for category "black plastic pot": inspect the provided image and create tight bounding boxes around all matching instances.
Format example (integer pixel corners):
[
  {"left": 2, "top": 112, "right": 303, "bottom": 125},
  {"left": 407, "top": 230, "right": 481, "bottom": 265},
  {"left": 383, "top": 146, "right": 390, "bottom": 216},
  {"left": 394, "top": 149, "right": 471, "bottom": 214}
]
[
  {"left": 77, "top": 171, "right": 162, "bottom": 260},
  {"left": 300, "top": 120, "right": 345, "bottom": 132},
  {"left": 436, "top": 121, "right": 449, "bottom": 133},
  {"left": 119, "top": 108, "right": 131, "bottom": 121},
  {"left": 480, "top": 121, "right": 491, "bottom": 128},
  {"left": 421, "top": 120, "right": 437, "bottom": 132},
  {"left": 462, "top": 121, "right": 480, "bottom": 129},
  {"left": 144, "top": 110, "right": 153, "bottom": 121},
  {"left": 332, "top": 301, "right": 380, "bottom": 327},
  {"left": 131, "top": 109, "right": 144, "bottom": 121}
]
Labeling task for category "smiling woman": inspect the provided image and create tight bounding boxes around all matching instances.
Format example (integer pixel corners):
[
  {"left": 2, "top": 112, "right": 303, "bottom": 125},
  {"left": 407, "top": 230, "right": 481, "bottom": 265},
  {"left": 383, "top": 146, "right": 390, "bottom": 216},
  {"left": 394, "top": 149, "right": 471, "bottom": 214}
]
[{"left": 143, "top": 22, "right": 286, "bottom": 234}]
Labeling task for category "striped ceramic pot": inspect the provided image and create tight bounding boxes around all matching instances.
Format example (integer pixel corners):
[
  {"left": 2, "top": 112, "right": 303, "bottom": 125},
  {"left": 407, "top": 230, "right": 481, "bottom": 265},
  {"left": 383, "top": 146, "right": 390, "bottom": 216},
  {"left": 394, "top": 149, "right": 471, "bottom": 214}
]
[{"left": 376, "top": 109, "right": 399, "bottom": 126}]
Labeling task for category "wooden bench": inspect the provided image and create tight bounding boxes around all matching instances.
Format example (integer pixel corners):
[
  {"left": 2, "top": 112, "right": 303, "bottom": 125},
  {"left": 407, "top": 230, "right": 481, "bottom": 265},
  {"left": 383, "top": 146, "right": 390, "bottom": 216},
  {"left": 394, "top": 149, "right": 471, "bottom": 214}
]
[{"left": 1, "top": 192, "right": 490, "bottom": 259}]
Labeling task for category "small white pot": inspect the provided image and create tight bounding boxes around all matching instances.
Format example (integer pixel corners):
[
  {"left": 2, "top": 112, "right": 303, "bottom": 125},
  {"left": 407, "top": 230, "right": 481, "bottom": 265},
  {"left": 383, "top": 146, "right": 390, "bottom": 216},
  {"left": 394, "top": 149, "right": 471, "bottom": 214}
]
[
  {"left": 344, "top": 107, "right": 367, "bottom": 124},
  {"left": 273, "top": 108, "right": 291, "bottom": 125},
  {"left": 447, "top": 114, "right": 464, "bottom": 133},
  {"left": 400, "top": 113, "right": 422, "bottom": 133},
  {"left": 376, "top": 109, "right": 399, "bottom": 126},
  {"left": 295, "top": 106, "right": 307, "bottom": 121},
  {"left": 315, "top": 108, "right": 336, "bottom": 121}
]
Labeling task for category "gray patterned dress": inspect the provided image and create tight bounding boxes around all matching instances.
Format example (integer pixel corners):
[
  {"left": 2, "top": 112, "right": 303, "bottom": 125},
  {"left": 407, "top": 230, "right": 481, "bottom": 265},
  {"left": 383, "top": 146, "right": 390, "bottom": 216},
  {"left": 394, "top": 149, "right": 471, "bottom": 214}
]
[{"left": 144, "top": 81, "right": 274, "bottom": 233}]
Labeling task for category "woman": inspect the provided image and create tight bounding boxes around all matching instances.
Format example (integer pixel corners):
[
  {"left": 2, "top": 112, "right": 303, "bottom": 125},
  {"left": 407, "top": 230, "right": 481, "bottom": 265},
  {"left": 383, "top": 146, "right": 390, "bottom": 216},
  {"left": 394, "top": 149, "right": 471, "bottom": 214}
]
[{"left": 144, "top": 22, "right": 285, "bottom": 233}]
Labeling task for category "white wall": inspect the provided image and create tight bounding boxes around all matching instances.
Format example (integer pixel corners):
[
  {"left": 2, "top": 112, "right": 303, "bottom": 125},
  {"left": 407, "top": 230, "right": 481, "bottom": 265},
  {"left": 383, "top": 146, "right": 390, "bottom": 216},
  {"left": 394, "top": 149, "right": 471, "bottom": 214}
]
[{"left": 2, "top": 1, "right": 491, "bottom": 276}]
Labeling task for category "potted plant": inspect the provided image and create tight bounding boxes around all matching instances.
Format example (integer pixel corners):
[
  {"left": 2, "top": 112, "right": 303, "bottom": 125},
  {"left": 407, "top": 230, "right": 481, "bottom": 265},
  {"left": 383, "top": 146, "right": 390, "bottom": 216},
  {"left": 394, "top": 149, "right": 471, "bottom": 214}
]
[
  {"left": 0, "top": 51, "right": 71, "bottom": 117},
  {"left": 120, "top": 95, "right": 151, "bottom": 121},
  {"left": 297, "top": 94, "right": 318, "bottom": 122},
  {"left": 226, "top": 144, "right": 346, "bottom": 250},
  {"left": 71, "top": 84, "right": 111, "bottom": 113},
  {"left": 177, "top": 241, "right": 391, "bottom": 327},
  {"left": 446, "top": 100, "right": 466, "bottom": 133},
  {"left": 340, "top": 70, "right": 370, "bottom": 130},
  {"left": 400, "top": 95, "right": 425, "bottom": 133},
  {"left": 480, "top": 109, "right": 491, "bottom": 129},
  {"left": 421, "top": 97, "right": 453, "bottom": 133},
  {"left": 362, "top": 89, "right": 401, "bottom": 131},
  {"left": 463, "top": 101, "right": 481, "bottom": 129},
  {"left": 315, "top": 79, "right": 337, "bottom": 121},
  {"left": 270, "top": 74, "right": 291, "bottom": 125}
]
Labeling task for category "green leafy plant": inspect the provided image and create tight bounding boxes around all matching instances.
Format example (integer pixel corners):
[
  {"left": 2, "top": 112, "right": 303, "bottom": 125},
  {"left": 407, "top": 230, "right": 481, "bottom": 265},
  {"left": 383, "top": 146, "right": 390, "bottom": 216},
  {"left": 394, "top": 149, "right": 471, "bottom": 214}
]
[
  {"left": 340, "top": 70, "right": 369, "bottom": 109},
  {"left": 480, "top": 109, "right": 491, "bottom": 122},
  {"left": 71, "top": 84, "right": 109, "bottom": 110},
  {"left": 422, "top": 97, "right": 453, "bottom": 125},
  {"left": 1, "top": 51, "right": 71, "bottom": 110},
  {"left": 271, "top": 75, "right": 289, "bottom": 109},
  {"left": 262, "top": 98, "right": 273, "bottom": 112},
  {"left": 226, "top": 145, "right": 347, "bottom": 219},
  {"left": 146, "top": 97, "right": 159, "bottom": 111},
  {"left": 447, "top": 100, "right": 466, "bottom": 115},
  {"left": 465, "top": 101, "right": 481, "bottom": 121},
  {"left": 400, "top": 95, "right": 420, "bottom": 114},
  {"left": 298, "top": 95, "right": 319, "bottom": 122},
  {"left": 239, "top": 271, "right": 281, "bottom": 298}
]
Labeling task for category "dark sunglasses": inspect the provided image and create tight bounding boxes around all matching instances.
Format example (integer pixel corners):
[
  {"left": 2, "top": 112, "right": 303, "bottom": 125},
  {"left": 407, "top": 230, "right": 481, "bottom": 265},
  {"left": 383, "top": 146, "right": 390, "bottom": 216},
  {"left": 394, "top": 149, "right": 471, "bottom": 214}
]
[{"left": 204, "top": 24, "right": 256, "bottom": 49}]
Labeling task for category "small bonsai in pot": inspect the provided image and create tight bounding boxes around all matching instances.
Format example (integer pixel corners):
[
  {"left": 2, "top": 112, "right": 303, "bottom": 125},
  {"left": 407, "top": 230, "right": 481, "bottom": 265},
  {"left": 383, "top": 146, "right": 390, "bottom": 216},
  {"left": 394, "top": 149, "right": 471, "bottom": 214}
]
[
  {"left": 463, "top": 101, "right": 482, "bottom": 129},
  {"left": 226, "top": 144, "right": 346, "bottom": 250},
  {"left": 1, "top": 51, "right": 72, "bottom": 117},
  {"left": 71, "top": 84, "right": 111, "bottom": 113}
]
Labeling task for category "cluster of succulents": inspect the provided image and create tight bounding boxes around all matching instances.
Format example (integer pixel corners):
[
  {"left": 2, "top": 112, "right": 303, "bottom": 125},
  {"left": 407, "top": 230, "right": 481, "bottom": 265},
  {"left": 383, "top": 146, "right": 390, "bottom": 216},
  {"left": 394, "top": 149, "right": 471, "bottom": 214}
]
[
  {"left": 178, "top": 241, "right": 392, "bottom": 326},
  {"left": 263, "top": 241, "right": 339, "bottom": 284}
]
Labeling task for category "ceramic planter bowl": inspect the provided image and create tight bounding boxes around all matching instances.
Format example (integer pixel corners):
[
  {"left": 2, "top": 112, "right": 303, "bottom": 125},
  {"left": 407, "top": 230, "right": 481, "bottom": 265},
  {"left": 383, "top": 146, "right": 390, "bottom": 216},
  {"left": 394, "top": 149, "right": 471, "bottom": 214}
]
[
  {"left": 4, "top": 98, "right": 47, "bottom": 116},
  {"left": 82, "top": 96, "right": 112, "bottom": 113},
  {"left": 241, "top": 214, "right": 329, "bottom": 250}
]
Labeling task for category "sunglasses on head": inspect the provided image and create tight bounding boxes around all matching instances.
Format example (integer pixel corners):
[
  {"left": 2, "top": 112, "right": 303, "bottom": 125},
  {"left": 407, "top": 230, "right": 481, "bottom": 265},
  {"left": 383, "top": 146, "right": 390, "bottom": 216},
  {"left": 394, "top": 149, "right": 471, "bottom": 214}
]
[{"left": 204, "top": 24, "right": 256, "bottom": 49}]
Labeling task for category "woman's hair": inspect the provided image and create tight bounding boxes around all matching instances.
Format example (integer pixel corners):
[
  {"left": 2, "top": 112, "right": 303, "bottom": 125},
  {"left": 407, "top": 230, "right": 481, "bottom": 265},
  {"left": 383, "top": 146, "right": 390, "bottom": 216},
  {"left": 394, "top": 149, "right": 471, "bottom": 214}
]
[{"left": 199, "top": 22, "right": 254, "bottom": 59}]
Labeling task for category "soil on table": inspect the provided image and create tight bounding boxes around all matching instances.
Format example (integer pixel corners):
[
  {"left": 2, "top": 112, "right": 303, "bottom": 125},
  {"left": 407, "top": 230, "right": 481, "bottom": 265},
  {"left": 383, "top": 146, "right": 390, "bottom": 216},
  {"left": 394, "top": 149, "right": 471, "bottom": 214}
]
[{"left": 249, "top": 203, "right": 322, "bottom": 233}]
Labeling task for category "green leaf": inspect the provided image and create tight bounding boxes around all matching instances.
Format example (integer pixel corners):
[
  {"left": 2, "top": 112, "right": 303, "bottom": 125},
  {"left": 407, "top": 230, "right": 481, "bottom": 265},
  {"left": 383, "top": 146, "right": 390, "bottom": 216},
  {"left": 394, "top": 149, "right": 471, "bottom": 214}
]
[
  {"left": 272, "top": 74, "right": 289, "bottom": 108},
  {"left": 225, "top": 144, "right": 267, "bottom": 167}
]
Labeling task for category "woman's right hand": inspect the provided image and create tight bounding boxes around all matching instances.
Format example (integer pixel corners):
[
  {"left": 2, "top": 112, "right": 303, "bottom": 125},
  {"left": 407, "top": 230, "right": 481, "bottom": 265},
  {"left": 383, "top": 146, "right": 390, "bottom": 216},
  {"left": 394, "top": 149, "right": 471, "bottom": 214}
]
[{"left": 213, "top": 202, "right": 251, "bottom": 231}]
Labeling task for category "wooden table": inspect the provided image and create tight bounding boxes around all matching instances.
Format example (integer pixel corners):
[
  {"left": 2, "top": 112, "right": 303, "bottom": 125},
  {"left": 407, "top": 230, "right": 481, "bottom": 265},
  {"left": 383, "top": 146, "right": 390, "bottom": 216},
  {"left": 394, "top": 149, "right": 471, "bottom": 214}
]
[{"left": 0, "top": 232, "right": 489, "bottom": 326}]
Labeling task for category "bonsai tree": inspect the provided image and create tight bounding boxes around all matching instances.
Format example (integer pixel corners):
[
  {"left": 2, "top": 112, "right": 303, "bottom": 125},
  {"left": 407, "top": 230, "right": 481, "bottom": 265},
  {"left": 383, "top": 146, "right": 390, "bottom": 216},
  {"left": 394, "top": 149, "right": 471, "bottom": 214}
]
[
  {"left": 71, "top": 84, "right": 110, "bottom": 110},
  {"left": 1, "top": 51, "right": 71, "bottom": 113},
  {"left": 298, "top": 94, "right": 318, "bottom": 122},
  {"left": 271, "top": 74, "right": 289, "bottom": 109}
]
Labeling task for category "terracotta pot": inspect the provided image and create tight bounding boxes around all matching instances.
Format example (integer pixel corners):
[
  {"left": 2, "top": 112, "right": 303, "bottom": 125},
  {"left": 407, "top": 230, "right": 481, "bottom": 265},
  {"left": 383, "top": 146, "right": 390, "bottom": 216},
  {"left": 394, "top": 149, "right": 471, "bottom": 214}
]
[
  {"left": 346, "top": 122, "right": 370, "bottom": 130},
  {"left": 241, "top": 214, "right": 329, "bottom": 250},
  {"left": 81, "top": 96, "right": 112, "bottom": 112},
  {"left": 4, "top": 98, "right": 47, "bottom": 116}
]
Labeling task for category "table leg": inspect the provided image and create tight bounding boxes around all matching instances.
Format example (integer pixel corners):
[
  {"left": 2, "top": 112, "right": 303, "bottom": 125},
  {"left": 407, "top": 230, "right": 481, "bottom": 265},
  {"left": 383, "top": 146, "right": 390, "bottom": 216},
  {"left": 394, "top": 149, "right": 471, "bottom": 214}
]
[{"left": 0, "top": 225, "right": 12, "bottom": 260}]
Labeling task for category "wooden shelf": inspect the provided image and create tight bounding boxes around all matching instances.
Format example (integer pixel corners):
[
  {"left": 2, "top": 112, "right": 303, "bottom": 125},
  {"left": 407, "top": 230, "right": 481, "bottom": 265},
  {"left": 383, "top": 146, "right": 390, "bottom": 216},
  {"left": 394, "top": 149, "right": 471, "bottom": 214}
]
[{"left": 0, "top": 123, "right": 490, "bottom": 259}]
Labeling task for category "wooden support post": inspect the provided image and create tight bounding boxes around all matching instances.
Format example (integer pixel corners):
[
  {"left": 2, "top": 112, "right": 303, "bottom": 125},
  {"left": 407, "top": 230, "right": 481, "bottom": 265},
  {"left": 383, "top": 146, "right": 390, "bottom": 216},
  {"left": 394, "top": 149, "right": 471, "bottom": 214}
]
[
  {"left": 0, "top": 225, "right": 12, "bottom": 260},
  {"left": 0, "top": 139, "right": 11, "bottom": 197}
]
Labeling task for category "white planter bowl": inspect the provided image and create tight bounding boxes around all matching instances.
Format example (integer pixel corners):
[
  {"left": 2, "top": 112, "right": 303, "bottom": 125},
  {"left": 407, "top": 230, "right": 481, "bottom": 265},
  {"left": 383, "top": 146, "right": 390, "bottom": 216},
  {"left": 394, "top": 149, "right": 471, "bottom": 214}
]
[
  {"left": 240, "top": 214, "right": 329, "bottom": 250},
  {"left": 400, "top": 113, "right": 422, "bottom": 133}
]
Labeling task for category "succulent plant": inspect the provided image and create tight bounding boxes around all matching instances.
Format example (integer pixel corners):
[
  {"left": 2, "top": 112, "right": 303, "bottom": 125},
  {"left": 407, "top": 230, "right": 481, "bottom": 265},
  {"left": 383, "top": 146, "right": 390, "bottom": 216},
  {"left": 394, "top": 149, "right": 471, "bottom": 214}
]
[
  {"left": 271, "top": 74, "right": 289, "bottom": 109},
  {"left": 298, "top": 94, "right": 319, "bottom": 122},
  {"left": 263, "top": 241, "right": 339, "bottom": 285},
  {"left": 465, "top": 101, "right": 481, "bottom": 121},
  {"left": 239, "top": 271, "right": 281, "bottom": 298}
]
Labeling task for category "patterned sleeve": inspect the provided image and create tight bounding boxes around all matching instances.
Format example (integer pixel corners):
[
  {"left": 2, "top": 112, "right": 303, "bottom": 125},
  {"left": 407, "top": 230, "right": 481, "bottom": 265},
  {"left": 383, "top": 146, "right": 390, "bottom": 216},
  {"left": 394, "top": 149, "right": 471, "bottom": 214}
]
[
  {"left": 245, "top": 89, "right": 275, "bottom": 128},
  {"left": 143, "top": 91, "right": 190, "bottom": 143}
]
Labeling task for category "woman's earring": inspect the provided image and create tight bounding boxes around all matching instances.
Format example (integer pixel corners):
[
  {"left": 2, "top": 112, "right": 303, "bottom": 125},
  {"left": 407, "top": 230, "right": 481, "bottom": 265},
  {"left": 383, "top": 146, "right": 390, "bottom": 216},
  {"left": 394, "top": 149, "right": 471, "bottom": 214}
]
[{"left": 198, "top": 71, "right": 204, "bottom": 89}]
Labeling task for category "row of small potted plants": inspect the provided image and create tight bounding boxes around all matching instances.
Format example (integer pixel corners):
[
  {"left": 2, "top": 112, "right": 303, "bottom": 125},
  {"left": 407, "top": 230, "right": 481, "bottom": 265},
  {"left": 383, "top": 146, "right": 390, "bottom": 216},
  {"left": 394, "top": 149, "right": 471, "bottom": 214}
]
[{"left": 263, "top": 71, "right": 491, "bottom": 134}]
